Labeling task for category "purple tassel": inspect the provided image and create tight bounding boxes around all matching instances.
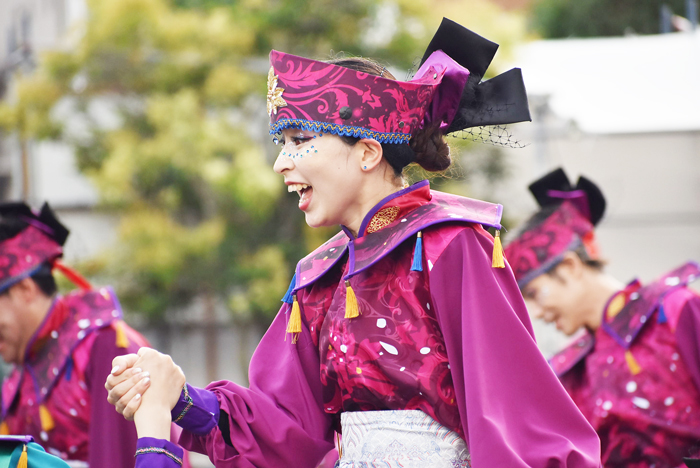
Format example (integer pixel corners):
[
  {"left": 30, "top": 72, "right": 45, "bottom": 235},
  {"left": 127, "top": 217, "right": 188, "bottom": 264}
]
[{"left": 411, "top": 232, "right": 423, "bottom": 272}]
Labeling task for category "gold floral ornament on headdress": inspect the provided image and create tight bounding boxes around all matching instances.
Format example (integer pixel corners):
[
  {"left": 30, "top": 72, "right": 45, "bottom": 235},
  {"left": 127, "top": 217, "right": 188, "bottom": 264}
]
[{"left": 267, "top": 67, "right": 287, "bottom": 116}]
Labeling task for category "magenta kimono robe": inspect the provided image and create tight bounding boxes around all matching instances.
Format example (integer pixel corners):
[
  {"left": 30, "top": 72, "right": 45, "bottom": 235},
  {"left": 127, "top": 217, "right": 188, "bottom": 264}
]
[
  {"left": 1, "top": 287, "right": 150, "bottom": 467},
  {"left": 136, "top": 181, "right": 601, "bottom": 468},
  {"left": 551, "top": 262, "right": 700, "bottom": 468}
]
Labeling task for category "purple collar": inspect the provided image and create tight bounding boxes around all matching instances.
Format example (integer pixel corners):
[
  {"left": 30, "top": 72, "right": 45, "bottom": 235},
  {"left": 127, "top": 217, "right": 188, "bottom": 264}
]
[
  {"left": 294, "top": 189, "right": 503, "bottom": 291},
  {"left": 353, "top": 180, "right": 431, "bottom": 239},
  {"left": 601, "top": 261, "right": 700, "bottom": 349}
]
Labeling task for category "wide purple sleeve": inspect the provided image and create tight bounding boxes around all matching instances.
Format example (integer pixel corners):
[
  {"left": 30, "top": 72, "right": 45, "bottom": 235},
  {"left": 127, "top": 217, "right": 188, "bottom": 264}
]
[
  {"left": 664, "top": 289, "right": 700, "bottom": 392},
  {"left": 135, "top": 437, "right": 185, "bottom": 468},
  {"left": 85, "top": 326, "right": 142, "bottom": 468},
  {"left": 178, "top": 302, "right": 335, "bottom": 467},
  {"left": 428, "top": 227, "right": 602, "bottom": 467}
]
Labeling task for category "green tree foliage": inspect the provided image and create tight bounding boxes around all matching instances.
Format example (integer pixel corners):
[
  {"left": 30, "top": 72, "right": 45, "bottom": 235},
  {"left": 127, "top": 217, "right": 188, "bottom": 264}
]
[
  {"left": 531, "top": 0, "right": 689, "bottom": 38},
  {"left": 0, "top": 0, "right": 526, "bottom": 326}
]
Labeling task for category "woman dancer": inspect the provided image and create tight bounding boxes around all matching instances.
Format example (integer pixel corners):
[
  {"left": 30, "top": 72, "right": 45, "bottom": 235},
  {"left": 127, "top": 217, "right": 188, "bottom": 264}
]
[{"left": 106, "top": 18, "right": 602, "bottom": 468}]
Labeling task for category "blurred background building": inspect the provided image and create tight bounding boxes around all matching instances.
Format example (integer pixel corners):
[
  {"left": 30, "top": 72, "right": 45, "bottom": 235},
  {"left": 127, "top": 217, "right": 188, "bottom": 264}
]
[{"left": 0, "top": 2, "right": 698, "bottom": 465}]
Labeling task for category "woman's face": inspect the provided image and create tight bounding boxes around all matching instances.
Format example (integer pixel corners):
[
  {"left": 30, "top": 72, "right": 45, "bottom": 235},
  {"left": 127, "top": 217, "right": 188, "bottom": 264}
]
[{"left": 273, "top": 128, "right": 363, "bottom": 229}]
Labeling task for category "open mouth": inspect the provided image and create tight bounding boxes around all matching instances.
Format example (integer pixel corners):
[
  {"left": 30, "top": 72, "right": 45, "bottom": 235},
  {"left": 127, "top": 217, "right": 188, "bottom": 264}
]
[{"left": 288, "top": 183, "right": 313, "bottom": 209}]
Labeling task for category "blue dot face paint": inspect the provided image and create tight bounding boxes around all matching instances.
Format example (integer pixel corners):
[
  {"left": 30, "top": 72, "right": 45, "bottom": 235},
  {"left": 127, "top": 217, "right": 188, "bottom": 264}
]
[{"left": 275, "top": 130, "right": 322, "bottom": 160}]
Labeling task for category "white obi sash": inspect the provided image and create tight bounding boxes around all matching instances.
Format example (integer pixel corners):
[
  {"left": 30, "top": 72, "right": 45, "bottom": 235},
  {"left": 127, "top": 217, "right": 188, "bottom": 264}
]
[{"left": 338, "top": 410, "right": 471, "bottom": 468}]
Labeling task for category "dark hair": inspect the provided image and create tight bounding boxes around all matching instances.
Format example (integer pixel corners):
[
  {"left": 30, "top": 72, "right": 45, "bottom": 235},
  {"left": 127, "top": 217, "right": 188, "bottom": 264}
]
[
  {"left": 28, "top": 262, "right": 58, "bottom": 296},
  {"left": 327, "top": 57, "right": 451, "bottom": 176},
  {"left": 0, "top": 219, "right": 57, "bottom": 297},
  {"left": 546, "top": 249, "right": 606, "bottom": 280}
]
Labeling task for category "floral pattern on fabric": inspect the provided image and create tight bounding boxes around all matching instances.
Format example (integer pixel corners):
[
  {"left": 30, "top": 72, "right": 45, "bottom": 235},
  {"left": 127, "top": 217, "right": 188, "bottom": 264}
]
[
  {"left": 602, "top": 262, "right": 700, "bottom": 348},
  {"left": 0, "top": 226, "right": 62, "bottom": 292},
  {"left": 284, "top": 185, "right": 505, "bottom": 439},
  {"left": 300, "top": 237, "right": 462, "bottom": 437},
  {"left": 339, "top": 410, "right": 470, "bottom": 468},
  {"left": 1, "top": 288, "right": 147, "bottom": 462},
  {"left": 554, "top": 263, "right": 700, "bottom": 467},
  {"left": 268, "top": 50, "right": 447, "bottom": 143},
  {"left": 504, "top": 201, "right": 595, "bottom": 287},
  {"left": 365, "top": 207, "right": 400, "bottom": 234},
  {"left": 295, "top": 187, "right": 502, "bottom": 290}
]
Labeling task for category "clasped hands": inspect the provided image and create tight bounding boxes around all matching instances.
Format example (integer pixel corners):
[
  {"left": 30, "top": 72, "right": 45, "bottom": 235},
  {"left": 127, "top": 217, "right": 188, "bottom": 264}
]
[{"left": 105, "top": 347, "right": 186, "bottom": 439}]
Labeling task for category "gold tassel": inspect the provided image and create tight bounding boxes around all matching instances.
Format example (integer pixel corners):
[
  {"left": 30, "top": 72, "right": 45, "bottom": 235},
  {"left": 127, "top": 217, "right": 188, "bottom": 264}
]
[
  {"left": 17, "top": 444, "right": 27, "bottom": 468},
  {"left": 39, "top": 404, "right": 55, "bottom": 432},
  {"left": 0, "top": 421, "right": 9, "bottom": 435},
  {"left": 345, "top": 280, "right": 360, "bottom": 319},
  {"left": 606, "top": 293, "right": 626, "bottom": 320},
  {"left": 625, "top": 350, "right": 642, "bottom": 375},
  {"left": 286, "top": 294, "right": 302, "bottom": 335},
  {"left": 114, "top": 321, "right": 129, "bottom": 348},
  {"left": 492, "top": 230, "right": 505, "bottom": 268}
]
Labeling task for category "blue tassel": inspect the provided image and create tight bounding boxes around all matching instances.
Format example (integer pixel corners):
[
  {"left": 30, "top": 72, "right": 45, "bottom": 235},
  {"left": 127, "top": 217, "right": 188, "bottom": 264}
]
[
  {"left": 282, "top": 273, "right": 296, "bottom": 304},
  {"left": 411, "top": 232, "right": 423, "bottom": 272},
  {"left": 65, "top": 357, "right": 73, "bottom": 381},
  {"left": 657, "top": 303, "right": 667, "bottom": 324}
]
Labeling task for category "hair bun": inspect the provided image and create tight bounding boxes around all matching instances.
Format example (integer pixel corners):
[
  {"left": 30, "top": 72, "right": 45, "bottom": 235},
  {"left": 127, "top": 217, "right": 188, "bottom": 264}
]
[{"left": 410, "top": 125, "right": 451, "bottom": 172}]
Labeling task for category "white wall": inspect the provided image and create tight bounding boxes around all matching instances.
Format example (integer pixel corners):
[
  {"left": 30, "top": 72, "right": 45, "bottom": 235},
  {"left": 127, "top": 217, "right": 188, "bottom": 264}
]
[{"left": 478, "top": 120, "right": 700, "bottom": 356}]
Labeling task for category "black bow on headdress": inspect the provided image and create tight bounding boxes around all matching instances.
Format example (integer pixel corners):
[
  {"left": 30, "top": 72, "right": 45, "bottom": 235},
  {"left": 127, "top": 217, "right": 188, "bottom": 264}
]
[
  {"left": 420, "top": 18, "right": 531, "bottom": 133},
  {"left": 528, "top": 168, "right": 606, "bottom": 226},
  {"left": 0, "top": 202, "right": 69, "bottom": 246}
]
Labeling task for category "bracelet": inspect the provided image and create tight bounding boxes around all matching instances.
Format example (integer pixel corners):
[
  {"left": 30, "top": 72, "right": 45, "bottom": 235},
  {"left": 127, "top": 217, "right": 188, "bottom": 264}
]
[
  {"left": 173, "top": 383, "right": 193, "bottom": 423},
  {"left": 135, "top": 447, "right": 183, "bottom": 466}
]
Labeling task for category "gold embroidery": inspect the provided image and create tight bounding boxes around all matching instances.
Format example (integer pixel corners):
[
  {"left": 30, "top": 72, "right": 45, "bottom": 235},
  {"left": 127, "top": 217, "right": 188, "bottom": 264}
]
[
  {"left": 267, "top": 67, "right": 287, "bottom": 116},
  {"left": 366, "top": 206, "right": 400, "bottom": 233}
]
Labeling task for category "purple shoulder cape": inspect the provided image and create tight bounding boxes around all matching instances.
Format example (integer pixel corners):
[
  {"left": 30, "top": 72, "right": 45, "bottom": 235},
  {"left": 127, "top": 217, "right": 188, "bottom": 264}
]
[
  {"left": 293, "top": 190, "right": 502, "bottom": 291},
  {"left": 2, "top": 288, "right": 124, "bottom": 417},
  {"left": 550, "top": 333, "right": 596, "bottom": 377},
  {"left": 550, "top": 261, "right": 700, "bottom": 377}
]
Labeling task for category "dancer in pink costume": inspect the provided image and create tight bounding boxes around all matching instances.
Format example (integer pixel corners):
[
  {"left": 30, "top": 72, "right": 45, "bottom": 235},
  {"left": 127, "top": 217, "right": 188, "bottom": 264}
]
[
  {"left": 0, "top": 202, "right": 158, "bottom": 467},
  {"left": 505, "top": 168, "right": 700, "bottom": 468},
  {"left": 107, "top": 19, "right": 602, "bottom": 468}
]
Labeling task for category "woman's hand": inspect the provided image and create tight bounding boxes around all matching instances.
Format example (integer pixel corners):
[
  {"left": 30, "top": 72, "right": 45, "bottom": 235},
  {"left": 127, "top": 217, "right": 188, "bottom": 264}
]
[
  {"left": 131, "top": 347, "right": 186, "bottom": 413},
  {"left": 130, "top": 347, "right": 187, "bottom": 440},
  {"left": 106, "top": 353, "right": 151, "bottom": 421}
]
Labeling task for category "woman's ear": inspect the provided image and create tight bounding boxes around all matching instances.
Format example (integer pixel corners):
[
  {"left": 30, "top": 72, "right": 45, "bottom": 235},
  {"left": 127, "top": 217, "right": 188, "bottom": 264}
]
[{"left": 357, "top": 139, "right": 383, "bottom": 171}]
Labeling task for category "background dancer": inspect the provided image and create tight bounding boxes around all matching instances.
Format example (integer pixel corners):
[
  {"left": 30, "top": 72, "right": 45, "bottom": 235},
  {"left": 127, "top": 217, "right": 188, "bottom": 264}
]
[
  {"left": 505, "top": 168, "right": 700, "bottom": 468},
  {"left": 0, "top": 201, "right": 158, "bottom": 468},
  {"left": 106, "top": 19, "right": 602, "bottom": 468}
]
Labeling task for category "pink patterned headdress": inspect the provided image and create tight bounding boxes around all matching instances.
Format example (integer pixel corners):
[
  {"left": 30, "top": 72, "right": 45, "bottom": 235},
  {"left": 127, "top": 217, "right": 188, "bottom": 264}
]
[
  {"left": 504, "top": 168, "right": 607, "bottom": 288},
  {"left": 0, "top": 203, "right": 69, "bottom": 293},
  {"left": 0, "top": 226, "right": 63, "bottom": 292},
  {"left": 268, "top": 18, "right": 531, "bottom": 144}
]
